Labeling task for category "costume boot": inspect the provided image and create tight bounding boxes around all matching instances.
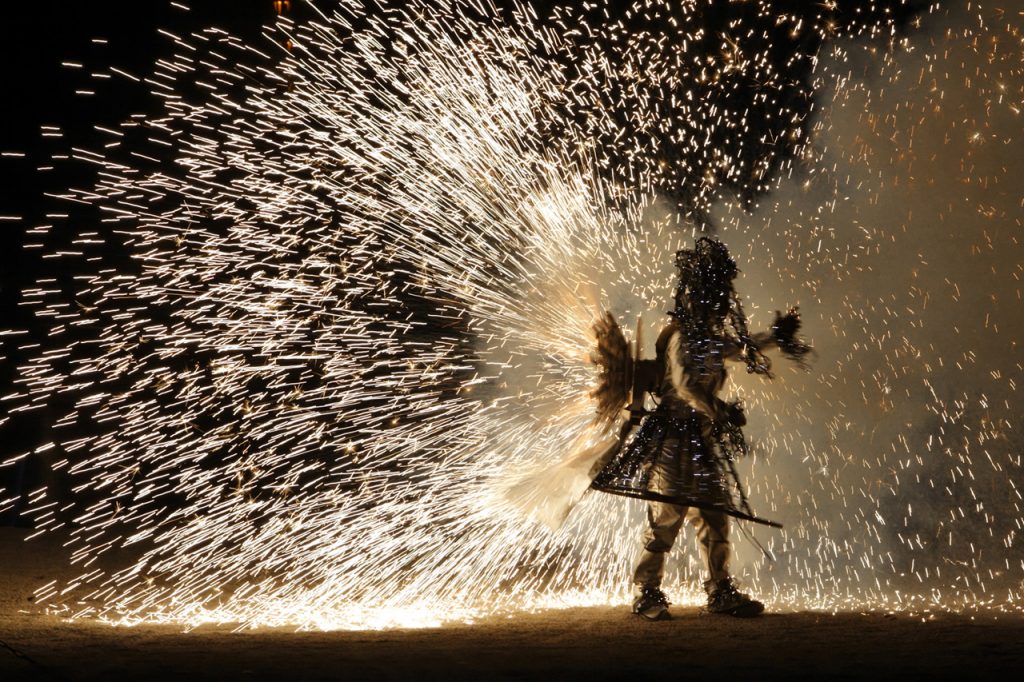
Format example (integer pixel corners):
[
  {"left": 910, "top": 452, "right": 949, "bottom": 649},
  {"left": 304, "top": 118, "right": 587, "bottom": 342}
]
[
  {"left": 632, "top": 586, "right": 671, "bottom": 621},
  {"left": 704, "top": 577, "right": 764, "bottom": 617}
]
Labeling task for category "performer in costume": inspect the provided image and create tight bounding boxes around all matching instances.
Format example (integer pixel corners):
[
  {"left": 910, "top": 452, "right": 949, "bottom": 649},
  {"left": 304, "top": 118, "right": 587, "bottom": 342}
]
[{"left": 590, "top": 237, "right": 810, "bottom": 620}]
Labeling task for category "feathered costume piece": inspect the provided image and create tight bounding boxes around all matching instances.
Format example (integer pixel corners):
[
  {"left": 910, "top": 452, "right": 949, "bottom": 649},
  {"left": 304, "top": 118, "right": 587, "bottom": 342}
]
[
  {"left": 589, "top": 312, "right": 632, "bottom": 431},
  {"left": 502, "top": 312, "right": 631, "bottom": 530}
]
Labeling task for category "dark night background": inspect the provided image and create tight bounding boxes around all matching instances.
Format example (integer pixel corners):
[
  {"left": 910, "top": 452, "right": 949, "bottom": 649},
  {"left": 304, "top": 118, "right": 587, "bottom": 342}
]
[
  {"left": 0, "top": 1, "right": 283, "bottom": 523},
  {"left": 1, "top": 1, "right": 276, "bottom": 325}
]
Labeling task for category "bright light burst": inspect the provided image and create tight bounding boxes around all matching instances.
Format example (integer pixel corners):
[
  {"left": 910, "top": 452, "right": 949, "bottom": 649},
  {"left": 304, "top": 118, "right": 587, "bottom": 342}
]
[{"left": 2, "top": 0, "right": 1023, "bottom": 629}]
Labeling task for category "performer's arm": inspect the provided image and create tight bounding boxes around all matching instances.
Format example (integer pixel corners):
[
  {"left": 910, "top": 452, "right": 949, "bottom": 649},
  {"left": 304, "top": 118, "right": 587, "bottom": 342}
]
[
  {"left": 722, "top": 332, "right": 774, "bottom": 361},
  {"left": 723, "top": 308, "right": 803, "bottom": 362}
]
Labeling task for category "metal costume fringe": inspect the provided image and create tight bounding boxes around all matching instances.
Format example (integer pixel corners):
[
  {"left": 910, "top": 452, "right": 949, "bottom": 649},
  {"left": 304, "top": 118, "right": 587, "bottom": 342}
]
[{"left": 589, "top": 405, "right": 779, "bottom": 527}]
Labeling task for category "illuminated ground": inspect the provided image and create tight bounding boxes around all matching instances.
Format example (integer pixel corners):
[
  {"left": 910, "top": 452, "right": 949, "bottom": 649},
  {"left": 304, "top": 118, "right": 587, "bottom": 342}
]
[{"left": 1, "top": 529, "right": 1021, "bottom": 681}]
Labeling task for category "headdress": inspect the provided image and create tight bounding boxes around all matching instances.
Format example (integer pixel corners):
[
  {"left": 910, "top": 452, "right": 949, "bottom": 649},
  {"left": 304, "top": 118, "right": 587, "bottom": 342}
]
[{"left": 671, "top": 237, "right": 772, "bottom": 376}]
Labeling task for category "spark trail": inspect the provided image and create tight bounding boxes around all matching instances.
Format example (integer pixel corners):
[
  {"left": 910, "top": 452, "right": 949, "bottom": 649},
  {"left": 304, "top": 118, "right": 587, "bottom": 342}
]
[
  {"left": 1, "top": 0, "right": 1022, "bottom": 629},
  {"left": 4, "top": 0, "right": 688, "bottom": 629}
]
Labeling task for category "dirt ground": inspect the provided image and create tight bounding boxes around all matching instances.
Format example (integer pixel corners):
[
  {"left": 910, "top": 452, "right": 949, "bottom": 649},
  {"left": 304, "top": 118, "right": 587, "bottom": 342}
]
[{"left": 1, "top": 528, "right": 1022, "bottom": 681}]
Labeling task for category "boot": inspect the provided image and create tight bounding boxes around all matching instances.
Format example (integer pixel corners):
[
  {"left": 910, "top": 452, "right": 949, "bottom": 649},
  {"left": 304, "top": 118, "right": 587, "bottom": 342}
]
[
  {"left": 632, "top": 586, "right": 671, "bottom": 621},
  {"left": 704, "top": 577, "right": 764, "bottom": 617}
]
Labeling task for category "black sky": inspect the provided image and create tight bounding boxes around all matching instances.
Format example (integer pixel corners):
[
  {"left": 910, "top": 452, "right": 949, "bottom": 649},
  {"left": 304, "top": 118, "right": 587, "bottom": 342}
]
[
  {"left": 1, "top": 1, "right": 273, "bottom": 287},
  {"left": 0, "top": 1, "right": 280, "bottom": 519}
]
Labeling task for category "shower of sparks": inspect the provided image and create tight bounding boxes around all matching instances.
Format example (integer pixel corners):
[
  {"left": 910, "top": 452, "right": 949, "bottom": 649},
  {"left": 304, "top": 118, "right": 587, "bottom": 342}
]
[{"left": 1, "top": 0, "right": 1023, "bottom": 630}]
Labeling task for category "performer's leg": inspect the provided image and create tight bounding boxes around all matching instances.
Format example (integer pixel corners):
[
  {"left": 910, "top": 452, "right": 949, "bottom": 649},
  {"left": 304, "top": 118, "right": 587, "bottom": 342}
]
[
  {"left": 685, "top": 507, "right": 731, "bottom": 583},
  {"left": 632, "top": 501, "right": 686, "bottom": 588},
  {"left": 688, "top": 508, "right": 763, "bottom": 616}
]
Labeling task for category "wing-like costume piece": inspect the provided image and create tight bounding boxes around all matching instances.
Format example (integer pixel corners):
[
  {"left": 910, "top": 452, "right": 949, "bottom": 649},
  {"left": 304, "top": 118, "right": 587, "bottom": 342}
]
[
  {"left": 589, "top": 311, "right": 632, "bottom": 431},
  {"left": 502, "top": 312, "right": 635, "bottom": 529}
]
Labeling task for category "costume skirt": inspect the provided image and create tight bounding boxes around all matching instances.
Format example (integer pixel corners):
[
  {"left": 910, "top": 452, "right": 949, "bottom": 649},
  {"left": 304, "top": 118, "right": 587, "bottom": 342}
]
[{"left": 590, "top": 407, "right": 778, "bottom": 526}]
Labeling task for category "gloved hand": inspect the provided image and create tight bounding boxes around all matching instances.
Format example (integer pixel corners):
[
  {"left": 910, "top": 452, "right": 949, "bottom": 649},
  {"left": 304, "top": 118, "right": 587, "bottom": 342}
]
[
  {"left": 716, "top": 399, "right": 746, "bottom": 427},
  {"left": 771, "top": 307, "right": 802, "bottom": 345}
]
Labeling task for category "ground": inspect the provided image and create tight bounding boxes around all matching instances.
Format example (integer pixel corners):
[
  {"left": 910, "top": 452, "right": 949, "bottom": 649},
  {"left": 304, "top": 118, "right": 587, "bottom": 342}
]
[{"left": 1, "top": 528, "right": 1022, "bottom": 681}]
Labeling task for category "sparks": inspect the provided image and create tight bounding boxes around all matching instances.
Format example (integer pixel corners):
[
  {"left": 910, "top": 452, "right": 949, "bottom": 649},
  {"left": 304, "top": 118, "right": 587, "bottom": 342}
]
[{"left": 1, "top": 0, "right": 1022, "bottom": 630}]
